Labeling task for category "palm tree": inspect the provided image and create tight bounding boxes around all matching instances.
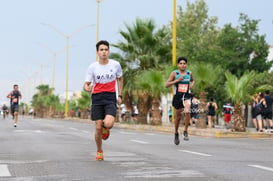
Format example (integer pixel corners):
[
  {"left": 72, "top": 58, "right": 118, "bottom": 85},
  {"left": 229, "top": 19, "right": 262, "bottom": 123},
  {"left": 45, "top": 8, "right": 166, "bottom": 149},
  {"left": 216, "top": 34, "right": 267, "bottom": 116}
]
[
  {"left": 189, "top": 62, "right": 222, "bottom": 128},
  {"left": 31, "top": 84, "right": 56, "bottom": 118},
  {"left": 112, "top": 18, "right": 171, "bottom": 70},
  {"left": 108, "top": 55, "right": 137, "bottom": 119},
  {"left": 135, "top": 70, "right": 168, "bottom": 125},
  {"left": 77, "top": 91, "right": 91, "bottom": 119},
  {"left": 225, "top": 71, "right": 272, "bottom": 132},
  {"left": 19, "top": 102, "right": 28, "bottom": 115},
  {"left": 47, "top": 94, "right": 62, "bottom": 117},
  {"left": 111, "top": 18, "right": 172, "bottom": 124}
]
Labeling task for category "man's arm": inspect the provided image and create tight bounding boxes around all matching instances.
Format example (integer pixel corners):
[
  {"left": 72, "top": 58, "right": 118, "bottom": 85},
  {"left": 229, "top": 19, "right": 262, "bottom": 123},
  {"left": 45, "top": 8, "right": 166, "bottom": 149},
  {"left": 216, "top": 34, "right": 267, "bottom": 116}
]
[
  {"left": 215, "top": 103, "right": 218, "bottom": 110},
  {"left": 117, "top": 77, "right": 123, "bottom": 105},
  {"left": 7, "top": 92, "right": 11, "bottom": 99},
  {"left": 117, "top": 77, "right": 123, "bottom": 96},
  {"left": 83, "top": 82, "right": 92, "bottom": 92}
]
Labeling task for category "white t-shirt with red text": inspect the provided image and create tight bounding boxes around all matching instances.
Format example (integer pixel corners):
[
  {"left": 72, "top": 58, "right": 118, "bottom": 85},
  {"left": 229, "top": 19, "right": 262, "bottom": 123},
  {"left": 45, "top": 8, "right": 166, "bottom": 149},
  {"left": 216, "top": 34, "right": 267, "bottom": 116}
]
[{"left": 85, "top": 59, "right": 122, "bottom": 105}]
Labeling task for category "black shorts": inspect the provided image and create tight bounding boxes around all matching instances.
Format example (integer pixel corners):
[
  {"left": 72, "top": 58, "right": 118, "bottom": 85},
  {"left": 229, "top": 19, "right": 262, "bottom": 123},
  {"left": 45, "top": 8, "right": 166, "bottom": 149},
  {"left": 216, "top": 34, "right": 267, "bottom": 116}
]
[
  {"left": 91, "top": 104, "right": 117, "bottom": 121},
  {"left": 263, "top": 111, "right": 272, "bottom": 119},
  {"left": 172, "top": 93, "right": 192, "bottom": 109},
  {"left": 11, "top": 104, "right": 19, "bottom": 114},
  {"left": 208, "top": 111, "right": 215, "bottom": 116}
]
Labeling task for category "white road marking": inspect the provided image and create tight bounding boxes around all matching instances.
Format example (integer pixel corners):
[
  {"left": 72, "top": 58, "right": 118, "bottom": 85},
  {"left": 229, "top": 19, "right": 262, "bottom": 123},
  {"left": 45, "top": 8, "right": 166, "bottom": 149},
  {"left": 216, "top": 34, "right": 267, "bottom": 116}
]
[
  {"left": 81, "top": 130, "right": 89, "bottom": 134},
  {"left": 124, "top": 169, "right": 205, "bottom": 178},
  {"left": 248, "top": 165, "right": 273, "bottom": 172},
  {"left": 178, "top": 150, "right": 212, "bottom": 157},
  {"left": 0, "top": 164, "right": 11, "bottom": 177},
  {"left": 13, "top": 130, "right": 44, "bottom": 133},
  {"left": 69, "top": 127, "right": 78, "bottom": 131},
  {"left": 0, "top": 160, "right": 48, "bottom": 164},
  {"left": 130, "top": 140, "right": 149, "bottom": 144},
  {"left": 145, "top": 133, "right": 155, "bottom": 136},
  {"left": 34, "top": 130, "right": 43, "bottom": 133},
  {"left": 120, "top": 131, "right": 136, "bottom": 135}
]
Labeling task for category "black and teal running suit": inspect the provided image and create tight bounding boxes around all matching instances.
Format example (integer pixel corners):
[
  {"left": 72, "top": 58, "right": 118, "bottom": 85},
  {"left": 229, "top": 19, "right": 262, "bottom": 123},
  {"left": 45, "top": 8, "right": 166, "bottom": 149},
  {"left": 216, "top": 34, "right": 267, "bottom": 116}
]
[{"left": 172, "top": 70, "right": 192, "bottom": 109}]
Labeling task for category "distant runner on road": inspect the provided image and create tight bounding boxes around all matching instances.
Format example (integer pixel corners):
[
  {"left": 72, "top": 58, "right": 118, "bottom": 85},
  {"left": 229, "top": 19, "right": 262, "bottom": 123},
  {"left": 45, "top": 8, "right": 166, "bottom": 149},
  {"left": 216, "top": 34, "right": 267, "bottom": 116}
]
[
  {"left": 7, "top": 84, "right": 22, "bottom": 127},
  {"left": 165, "top": 57, "right": 195, "bottom": 145}
]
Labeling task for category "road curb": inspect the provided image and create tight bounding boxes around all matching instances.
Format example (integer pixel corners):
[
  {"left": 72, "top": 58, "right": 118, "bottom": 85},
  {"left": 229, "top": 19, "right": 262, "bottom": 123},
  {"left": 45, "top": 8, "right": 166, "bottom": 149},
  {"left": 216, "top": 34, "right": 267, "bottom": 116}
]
[
  {"left": 115, "top": 123, "right": 273, "bottom": 139},
  {"left": 56, "top": 118, "right": 272, "bottom": 139}
]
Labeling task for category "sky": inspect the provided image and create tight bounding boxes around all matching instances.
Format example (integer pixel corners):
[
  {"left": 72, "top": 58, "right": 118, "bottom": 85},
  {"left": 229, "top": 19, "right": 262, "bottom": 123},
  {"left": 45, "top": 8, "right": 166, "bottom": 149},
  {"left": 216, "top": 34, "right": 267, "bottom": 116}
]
[{"left": 0, "top": 0, "right": 272, "bottom": 105}]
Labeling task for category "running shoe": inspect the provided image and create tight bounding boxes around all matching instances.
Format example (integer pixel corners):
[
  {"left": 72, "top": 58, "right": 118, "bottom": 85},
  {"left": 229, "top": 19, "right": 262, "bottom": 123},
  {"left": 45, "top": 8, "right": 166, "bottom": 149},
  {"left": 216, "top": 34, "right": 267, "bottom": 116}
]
[
  {"left": 174, "top": 133, "right": 180, "bottom": 145},
  {"left": 183, "top": 131, "right": 189, "bottom": 141},
  {"left": 102, "top": 127, "right": 110, "bottom": 140},
  {"left": 14, "top": 124, "right": 17, "bottom": 127},
  {"left": 96, "top": 151, "right": 104, "bottom": 161}
]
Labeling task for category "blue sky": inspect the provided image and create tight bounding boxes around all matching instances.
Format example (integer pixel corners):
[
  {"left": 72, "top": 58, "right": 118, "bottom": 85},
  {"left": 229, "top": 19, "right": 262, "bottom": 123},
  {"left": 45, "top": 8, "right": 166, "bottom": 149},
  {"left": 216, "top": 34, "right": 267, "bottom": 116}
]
[{"left": 0, "top": 0, "right": 272, "bottom": 105}]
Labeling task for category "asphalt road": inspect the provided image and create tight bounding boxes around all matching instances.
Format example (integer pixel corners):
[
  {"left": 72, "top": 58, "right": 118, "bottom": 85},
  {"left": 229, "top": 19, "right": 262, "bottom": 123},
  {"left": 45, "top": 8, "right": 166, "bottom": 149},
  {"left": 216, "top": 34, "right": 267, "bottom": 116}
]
[{"left": 0, "top": 116, "right": 272, "bottom": 181}]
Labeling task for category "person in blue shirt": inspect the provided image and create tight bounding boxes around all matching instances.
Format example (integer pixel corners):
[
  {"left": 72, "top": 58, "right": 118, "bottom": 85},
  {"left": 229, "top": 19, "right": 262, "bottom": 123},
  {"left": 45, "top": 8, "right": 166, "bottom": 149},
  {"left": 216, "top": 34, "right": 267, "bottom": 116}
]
[{"left": 166, "top": 57, "right": 194, "bottom": 145}]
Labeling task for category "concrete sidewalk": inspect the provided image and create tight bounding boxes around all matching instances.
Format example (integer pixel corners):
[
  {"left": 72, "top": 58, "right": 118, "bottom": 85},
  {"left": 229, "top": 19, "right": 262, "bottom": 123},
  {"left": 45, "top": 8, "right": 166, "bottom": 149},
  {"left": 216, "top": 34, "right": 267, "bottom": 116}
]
[{"left": 115, "top": 123, "right": 273, "bottom": 139}]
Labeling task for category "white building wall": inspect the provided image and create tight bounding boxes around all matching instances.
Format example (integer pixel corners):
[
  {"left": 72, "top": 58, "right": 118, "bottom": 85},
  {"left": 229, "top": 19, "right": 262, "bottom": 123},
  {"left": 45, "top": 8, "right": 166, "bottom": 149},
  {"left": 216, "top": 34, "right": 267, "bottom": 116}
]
[{"left": 161, "top": 93, "right": 173, "bottom": 124}]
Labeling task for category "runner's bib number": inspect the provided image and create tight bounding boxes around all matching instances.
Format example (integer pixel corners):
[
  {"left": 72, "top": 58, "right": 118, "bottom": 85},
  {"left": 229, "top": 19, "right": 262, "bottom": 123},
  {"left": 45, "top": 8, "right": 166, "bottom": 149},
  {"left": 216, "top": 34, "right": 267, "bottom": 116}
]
[{"left": 178, "top": 84, "right": 189, "bottom": 93}]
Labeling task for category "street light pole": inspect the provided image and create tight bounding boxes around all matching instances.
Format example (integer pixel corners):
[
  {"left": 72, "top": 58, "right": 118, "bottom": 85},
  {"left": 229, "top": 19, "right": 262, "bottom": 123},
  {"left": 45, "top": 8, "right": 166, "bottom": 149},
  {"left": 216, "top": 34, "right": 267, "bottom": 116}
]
[
  {"left": 65, "top": 37, "right": 69, "bottom": 117},
  {"left": 172, "top": 0, "right": 177, "bottom": 66},
  {"left": 52, "top": 52, "right": 57, "bottom": 91},
  {"left": 41, "top": 23, "right": 95, "bottom": 117},
  {"left": 96, "top": 0, "right": 102, "bottom": 61},
  {"left": 171, "top": 0, "right": 177, "bottom": 123},
  {"left": 38, "top": 42, "right": 65, "bottom": 93},
  {"left": 96, "top": 0, "right": 101, "bottom": 43}
]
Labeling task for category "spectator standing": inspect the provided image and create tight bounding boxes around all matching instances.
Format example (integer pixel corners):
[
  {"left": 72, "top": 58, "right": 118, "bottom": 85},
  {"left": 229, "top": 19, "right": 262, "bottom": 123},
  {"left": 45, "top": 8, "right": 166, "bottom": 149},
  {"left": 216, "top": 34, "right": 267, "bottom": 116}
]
[
  {"left": 206, "top": 97, "right": 218, "bottom": 128},
  {"left": 69, "top": 110, "right": 74, "bottom": 117},
  {"left": 120, "top": 104, "right": 127, "bottom": 122},
  {"left": 222, "top": 102, "right": 233, "bottom": 129},
  {"left": 263, "top": 90, "right": 273, "bottom": 130},
  {"left": 254, "top": 93, "right": 266, "bottom": 132},
  {"left": 132, "top": 104, "right": 139, "bottom": 122},
  {"left": 22, "top": 107, "right": 25, "bottom": 117},
  {"left": 251, "top": 94, "right": 259, "bottom": 131}
]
